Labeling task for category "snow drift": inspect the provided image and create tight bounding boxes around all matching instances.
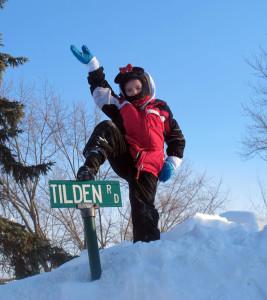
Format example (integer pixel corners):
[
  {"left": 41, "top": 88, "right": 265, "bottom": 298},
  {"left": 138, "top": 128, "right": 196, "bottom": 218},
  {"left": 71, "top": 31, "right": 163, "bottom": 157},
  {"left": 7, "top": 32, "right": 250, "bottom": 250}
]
[{"left": 1, "top": 211, "right": 267, "bottom": 300}]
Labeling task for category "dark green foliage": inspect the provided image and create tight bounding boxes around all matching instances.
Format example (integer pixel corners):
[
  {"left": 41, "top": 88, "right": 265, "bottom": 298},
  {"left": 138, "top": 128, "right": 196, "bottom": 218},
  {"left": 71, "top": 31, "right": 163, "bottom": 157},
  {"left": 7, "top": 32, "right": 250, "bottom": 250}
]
[
  {"left": 0, "top": 34, "right": 53, "bottom": 183},
  {"left": 0, "top": 217, "right": 75, "bottom": 280},
  {"left": 0, "top": 34, "right": 29, "bottom": 81},
  {"left": 0, "top": 4, "right": 61, "bottom": 282},
  {"left": 0, "top": 0, "right": 9, "bottom": 10},
  {"left": 0, "top": 97, "right": 25, "bottom": 131}
]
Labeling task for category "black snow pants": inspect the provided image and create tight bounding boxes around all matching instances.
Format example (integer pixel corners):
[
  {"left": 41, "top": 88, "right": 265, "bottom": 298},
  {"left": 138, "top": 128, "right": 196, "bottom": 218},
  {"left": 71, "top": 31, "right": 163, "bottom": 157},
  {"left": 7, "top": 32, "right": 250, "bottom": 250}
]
[{"left": 83, "top": 120, "right": 160, "bottom": 243}]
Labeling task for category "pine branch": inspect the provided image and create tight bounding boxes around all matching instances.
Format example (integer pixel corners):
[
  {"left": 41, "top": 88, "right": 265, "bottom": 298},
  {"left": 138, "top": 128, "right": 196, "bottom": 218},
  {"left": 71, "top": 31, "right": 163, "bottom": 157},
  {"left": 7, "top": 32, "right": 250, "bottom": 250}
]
[
  {"left": 0, "top": 128, "right": 23, "bottom": 143},
  {"left": 0, "top": 34, "right": 29, "bottom": 79},
  {"left": 0, "top": 0, "right": 9, "bottom": 10},
  {"left": 0, "top": 53, "right": 29, "bottom": 79},
  {"left": 5, "top": 54, "right": 29, "bottom": 68},
  {"left": 0, "top": 97, "right": 25, "bottom": 128},
  {"left": 0, "top": 144, "right": 54, "bottom": 183}
]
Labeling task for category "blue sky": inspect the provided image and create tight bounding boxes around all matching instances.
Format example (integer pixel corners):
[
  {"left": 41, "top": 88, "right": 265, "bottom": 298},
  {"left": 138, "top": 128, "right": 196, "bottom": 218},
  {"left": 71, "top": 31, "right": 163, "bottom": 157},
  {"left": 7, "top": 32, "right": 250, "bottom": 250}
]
[{"left": 1, "top": 0, "right": 267, "bottom": 211}]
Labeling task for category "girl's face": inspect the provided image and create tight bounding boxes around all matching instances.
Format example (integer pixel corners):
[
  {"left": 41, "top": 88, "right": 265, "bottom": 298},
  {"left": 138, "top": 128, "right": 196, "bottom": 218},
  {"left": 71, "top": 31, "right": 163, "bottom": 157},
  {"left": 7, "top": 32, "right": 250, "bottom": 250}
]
[{"left": 124, "top": 79, "right": 142, "bottom": 97}]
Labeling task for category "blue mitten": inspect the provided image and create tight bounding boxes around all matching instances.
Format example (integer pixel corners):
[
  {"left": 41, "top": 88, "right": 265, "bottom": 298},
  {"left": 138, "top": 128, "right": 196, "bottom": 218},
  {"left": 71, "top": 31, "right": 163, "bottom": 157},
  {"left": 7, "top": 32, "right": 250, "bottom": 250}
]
[
  {"left": 70, "top": 45, "right": 94, "bottom": 64},
  {"left": 159, "top": 161, "right": 174, "bottom": 182}
]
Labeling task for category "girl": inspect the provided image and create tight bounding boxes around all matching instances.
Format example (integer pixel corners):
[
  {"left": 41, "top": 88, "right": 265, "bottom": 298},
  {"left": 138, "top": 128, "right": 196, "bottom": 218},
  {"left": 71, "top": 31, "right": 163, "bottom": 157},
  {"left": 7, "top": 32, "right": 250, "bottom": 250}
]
[{"left": 71, "top": 45, "right": 185, "bottom": 243}]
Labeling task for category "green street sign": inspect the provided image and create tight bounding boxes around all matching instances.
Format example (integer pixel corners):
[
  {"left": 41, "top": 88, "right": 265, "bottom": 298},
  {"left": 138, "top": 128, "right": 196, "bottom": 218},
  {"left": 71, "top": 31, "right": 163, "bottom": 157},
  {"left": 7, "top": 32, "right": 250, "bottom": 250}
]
[{"left": 49, "top": 180, "right": 122, "bottom": 208}]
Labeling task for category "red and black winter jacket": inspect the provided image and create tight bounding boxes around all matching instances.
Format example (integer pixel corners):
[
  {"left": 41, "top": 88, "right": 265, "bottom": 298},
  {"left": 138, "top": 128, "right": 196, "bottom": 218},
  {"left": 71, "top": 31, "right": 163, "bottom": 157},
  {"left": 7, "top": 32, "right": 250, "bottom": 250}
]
[{"left": 88, "top": 67, "right": 185, "bottom": 178}]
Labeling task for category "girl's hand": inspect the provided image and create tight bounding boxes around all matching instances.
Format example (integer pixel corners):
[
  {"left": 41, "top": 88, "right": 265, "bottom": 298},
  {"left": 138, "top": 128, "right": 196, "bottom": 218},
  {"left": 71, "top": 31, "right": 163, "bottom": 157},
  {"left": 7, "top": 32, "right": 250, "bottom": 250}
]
[
  {"left": 159, "top": 161, "right": 174, "bottom": 182},
  {"left": 70, "top": 45, "right": 94, "bottom": 64}
]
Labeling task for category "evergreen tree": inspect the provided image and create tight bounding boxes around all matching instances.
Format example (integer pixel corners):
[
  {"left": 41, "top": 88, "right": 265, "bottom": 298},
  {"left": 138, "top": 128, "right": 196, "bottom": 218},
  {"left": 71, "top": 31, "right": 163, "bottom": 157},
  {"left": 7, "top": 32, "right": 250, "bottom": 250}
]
[
  {"left": 0, "top": 5, "right": 53, "bottom": 183},
  {"left": 0, "top": 217, "right": 75, "bottom": 281},
  {"left": 0, "top": 3, "right": 68, "bottom": 281}
]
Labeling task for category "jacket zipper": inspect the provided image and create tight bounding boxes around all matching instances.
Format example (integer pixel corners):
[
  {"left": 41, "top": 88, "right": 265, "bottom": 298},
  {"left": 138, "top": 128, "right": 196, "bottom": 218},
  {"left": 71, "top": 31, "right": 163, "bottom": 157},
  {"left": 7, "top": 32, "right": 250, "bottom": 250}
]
[{"left": 136, "top": 108, "right": 150, "bottom": 179}]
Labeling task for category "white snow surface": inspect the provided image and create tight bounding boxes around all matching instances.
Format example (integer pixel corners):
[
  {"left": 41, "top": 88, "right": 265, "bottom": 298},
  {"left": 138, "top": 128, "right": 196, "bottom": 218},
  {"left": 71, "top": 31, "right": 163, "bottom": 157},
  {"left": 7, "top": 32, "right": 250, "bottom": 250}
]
[{"left": 1, "top": 211, "right": 267, "bottom": 300}]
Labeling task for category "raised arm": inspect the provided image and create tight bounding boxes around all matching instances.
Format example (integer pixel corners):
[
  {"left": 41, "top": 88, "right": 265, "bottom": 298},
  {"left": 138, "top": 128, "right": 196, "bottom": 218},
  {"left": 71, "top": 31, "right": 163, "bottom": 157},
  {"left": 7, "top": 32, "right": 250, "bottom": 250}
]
[{"left": 70, "top": 45, "right": 123, "bottom": 126}]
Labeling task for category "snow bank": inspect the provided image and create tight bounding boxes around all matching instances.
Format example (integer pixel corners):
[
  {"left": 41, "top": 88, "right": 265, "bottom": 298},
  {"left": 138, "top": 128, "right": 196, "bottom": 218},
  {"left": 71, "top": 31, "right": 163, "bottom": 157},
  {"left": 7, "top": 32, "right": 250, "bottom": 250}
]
[
  {"left": 220, "top": 210, "right": 267, "bottom": 231},
  {"left": 1, "top": 211, "right": 267, "bottom": 300}
]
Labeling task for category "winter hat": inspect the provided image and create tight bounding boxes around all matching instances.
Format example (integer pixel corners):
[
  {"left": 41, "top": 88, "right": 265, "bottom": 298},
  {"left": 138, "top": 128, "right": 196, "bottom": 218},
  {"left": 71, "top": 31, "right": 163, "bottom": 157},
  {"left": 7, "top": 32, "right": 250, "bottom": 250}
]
[{"left": 114, "top": 64, "right": 155, "bottom": 106}]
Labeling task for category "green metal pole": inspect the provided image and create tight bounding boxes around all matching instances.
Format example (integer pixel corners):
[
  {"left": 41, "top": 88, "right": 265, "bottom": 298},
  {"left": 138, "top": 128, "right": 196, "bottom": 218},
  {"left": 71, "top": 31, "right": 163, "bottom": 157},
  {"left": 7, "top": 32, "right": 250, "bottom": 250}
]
[{"left": 80, "top": 206, "right": 102, "bottom": 281}]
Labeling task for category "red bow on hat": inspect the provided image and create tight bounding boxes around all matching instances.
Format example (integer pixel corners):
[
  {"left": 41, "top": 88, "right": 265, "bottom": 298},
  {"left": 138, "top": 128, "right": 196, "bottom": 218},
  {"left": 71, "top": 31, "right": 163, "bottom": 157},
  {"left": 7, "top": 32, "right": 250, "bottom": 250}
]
[{"left": 119, "top": 64, "right": 133, "bottom": 74}]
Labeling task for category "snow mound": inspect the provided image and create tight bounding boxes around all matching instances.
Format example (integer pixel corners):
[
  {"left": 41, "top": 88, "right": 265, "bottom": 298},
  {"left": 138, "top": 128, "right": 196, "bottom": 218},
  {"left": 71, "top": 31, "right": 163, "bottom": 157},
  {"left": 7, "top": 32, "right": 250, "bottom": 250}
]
[
  {"left": 1, "top": 211, "right": 267, "bottom": 300},
  {"left": 220, "top": 210, "right": 267, "bottom": 231}
]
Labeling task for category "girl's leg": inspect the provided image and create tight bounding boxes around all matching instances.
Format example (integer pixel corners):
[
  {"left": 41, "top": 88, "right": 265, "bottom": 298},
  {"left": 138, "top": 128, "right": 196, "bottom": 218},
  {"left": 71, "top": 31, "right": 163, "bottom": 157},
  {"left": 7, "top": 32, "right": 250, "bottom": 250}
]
[
  {"left": 83, "top": 120, "right": 160, "bottom": 242},
  {"left": 82, "top": 120, "right": 133, "bottom": 180},
  {"left": 128, "top": 171, "right": 160, "bottom": 243}
]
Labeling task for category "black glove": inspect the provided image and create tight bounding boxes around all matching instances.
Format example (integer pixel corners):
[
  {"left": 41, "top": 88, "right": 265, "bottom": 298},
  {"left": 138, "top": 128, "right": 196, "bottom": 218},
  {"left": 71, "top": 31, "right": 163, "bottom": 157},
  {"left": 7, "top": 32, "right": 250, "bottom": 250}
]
[{"left": 77, "top": 166, "right": 94, "bottom": 181}]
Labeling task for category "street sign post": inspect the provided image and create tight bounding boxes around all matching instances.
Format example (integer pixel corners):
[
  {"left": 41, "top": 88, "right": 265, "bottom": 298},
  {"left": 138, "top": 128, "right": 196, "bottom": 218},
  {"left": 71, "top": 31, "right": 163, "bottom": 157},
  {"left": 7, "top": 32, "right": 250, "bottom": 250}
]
[
  {"left": 77, "top": 204, "right": 101, "bottom": 281},
  {"left": 49, "top": 180, "right": 122, "bottom": 281}
]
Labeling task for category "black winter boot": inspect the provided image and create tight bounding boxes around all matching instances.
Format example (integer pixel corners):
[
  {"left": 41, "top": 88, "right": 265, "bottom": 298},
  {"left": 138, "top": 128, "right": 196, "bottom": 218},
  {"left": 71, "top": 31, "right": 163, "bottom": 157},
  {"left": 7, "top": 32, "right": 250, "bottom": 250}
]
[
  {"left": 77, "top": 165, "right": 95, "bottom": 181},
  {"left": 77, "top": 149, "right": 106, "bottom": 181},
  {"left": 132, "top": 205, "right": 160, "bottom": 243}
]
